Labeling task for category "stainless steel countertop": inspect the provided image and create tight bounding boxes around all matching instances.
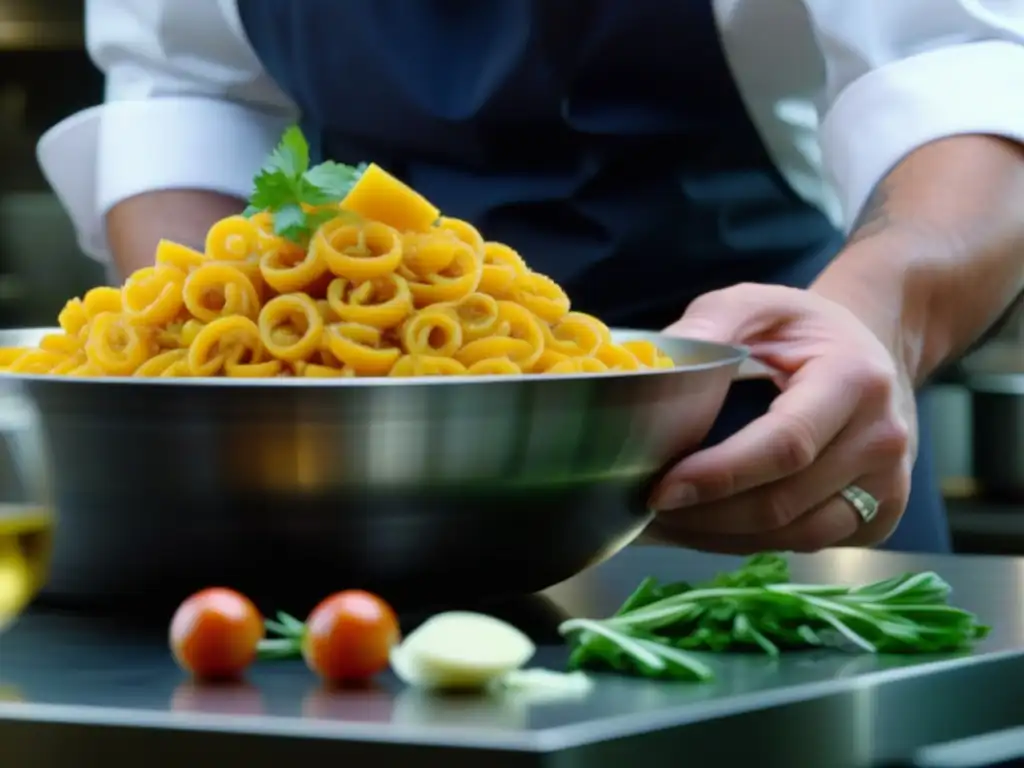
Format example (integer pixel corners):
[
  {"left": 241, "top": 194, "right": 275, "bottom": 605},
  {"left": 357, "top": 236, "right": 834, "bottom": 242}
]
[{"left": 2, "top": 545, "right": 1024, "bottom": 767}]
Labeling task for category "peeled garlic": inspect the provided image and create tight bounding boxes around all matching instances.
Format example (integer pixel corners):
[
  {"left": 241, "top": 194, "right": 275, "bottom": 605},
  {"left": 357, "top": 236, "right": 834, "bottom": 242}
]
[{"left": 390, "top": 611, "right": 536, "bottom": 690}]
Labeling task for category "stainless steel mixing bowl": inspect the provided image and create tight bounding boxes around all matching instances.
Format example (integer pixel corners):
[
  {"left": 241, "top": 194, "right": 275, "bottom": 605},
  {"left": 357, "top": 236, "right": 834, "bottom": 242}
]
[{"left": 0, "top": 328, "right": 745, "bottom": 613}]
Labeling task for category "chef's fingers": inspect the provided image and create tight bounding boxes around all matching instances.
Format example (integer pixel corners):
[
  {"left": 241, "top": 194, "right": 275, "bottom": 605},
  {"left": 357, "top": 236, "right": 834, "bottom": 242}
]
[
  {"left": 655, "top": 413, "right": 907, "bottom": 535},
  {"left": 649, "top": 357, "right": 858, "bottom": 511},
  {"left": 650, "top": 496, "right": 858, "bottom": 553}
]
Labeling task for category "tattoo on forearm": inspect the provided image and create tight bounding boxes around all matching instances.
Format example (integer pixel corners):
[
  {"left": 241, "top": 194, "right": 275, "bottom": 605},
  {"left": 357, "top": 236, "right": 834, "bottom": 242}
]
[{"left": 847, "top": 181, "right": 893, "bottom": 245}]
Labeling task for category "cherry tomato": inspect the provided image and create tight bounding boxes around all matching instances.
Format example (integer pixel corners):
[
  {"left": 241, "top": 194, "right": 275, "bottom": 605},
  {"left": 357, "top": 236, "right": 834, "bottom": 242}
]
[
  {"left": 302, "top": 590, "right": 400, "bottom": 684},
  {"left": 169, "top": 588, "right": 264, "bottom": 680}
]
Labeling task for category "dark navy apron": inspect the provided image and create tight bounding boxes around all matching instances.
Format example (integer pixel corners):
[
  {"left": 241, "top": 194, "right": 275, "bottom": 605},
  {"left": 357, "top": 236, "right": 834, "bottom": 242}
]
[{"left": 237, "top": 0, "right": 950, "bottom": 553}]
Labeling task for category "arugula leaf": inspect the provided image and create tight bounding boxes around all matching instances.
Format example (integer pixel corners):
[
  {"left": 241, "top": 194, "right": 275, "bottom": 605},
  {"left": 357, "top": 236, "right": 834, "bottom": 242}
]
[{"left": 245, "top": 126, "right": 365, "bottom": 243}]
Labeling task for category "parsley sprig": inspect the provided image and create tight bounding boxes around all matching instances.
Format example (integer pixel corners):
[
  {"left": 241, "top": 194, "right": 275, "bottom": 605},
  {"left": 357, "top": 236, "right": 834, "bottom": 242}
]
[
  {"left": 560, "top": 553, "right": 990, "bottom": 682},
  {"left": 243, "top": 126, "right": 367, "bottom": 243}
]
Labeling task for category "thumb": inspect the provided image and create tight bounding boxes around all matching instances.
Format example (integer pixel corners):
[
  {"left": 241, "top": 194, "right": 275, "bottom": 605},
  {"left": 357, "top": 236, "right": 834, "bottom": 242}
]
[{"left": 663, "top": 284, "right": 805, "bottom": 344}]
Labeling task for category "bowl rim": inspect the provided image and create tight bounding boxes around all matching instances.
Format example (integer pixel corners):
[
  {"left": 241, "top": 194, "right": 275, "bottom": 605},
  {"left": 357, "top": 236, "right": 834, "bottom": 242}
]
[{"left": 0, "top": 327, "right": 749, "bottom": 389}]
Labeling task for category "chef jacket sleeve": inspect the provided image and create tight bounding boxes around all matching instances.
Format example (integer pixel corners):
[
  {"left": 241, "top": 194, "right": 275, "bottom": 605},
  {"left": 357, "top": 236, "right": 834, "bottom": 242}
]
[
  {"left": 802, "top": 0, "right": 1024, "bottom": 232},
  {"left": 37, "top": 0, "right": 298, "bottom": 262}
]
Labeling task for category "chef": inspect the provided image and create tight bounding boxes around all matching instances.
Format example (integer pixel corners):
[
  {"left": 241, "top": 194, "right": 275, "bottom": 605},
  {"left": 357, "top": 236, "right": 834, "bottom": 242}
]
[{"left": 38, "top": 1, "right": 1024, "bottom": 555}]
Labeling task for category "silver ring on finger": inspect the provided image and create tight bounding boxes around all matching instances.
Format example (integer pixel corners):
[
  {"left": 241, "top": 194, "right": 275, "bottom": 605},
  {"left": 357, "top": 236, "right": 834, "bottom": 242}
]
[{"left": 840, "top": 484, "right": 880, "bottom": 524}]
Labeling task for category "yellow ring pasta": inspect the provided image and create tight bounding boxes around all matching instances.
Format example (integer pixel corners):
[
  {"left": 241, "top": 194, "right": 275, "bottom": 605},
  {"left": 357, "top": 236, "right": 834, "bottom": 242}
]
[
  {"left": 205, "top": 215, "right": 260, "bottom": 261},
  {"left": 188, "top": 315, "right": 263, "bottom": 376},
  {"left": 227, "top": 360, "right": 283, "bottom": 378},
  {"left": 314, "top": 219, "right": 403, "bottom": 282},
  {"left": 134, "top": 348, "right": 188, "bottom": 378},
  {"left": 326, "top": 274, "right": 412, "bottom": 329},
  {"left": 301, "top": 363, "right": 355, "bottom": 378},
  {"left": 400, "top": 306, "right": 463, "bottom": 357},
  {"left": 410, "top": 356, "right": 466, "bottom": 376},
  {"left": 619, "top": 339, "right": 661, "bottom": 367},
  {"left": 155, "top": 239, "right": 205, "bottom": 273},
  {"left": 546, "top": 357, "right": 610, "bottom": 374},
  {"left": 184, "top": 262, "right": 261, "bottom": 323},
  {"left": 479, "top": 242, "right": 528, "bottom": 298},
  {"left": 122, "top": 265, "right": 186, "bottom": 326},
  {"left": 162, "top": 319, "right": 207, "bottom": 349},
  {"left": 323, "top": 322, "right": 400, "bottom": 376},
  {"left": 513, "top": 271, "right": 570, "bottom": 324},
  {"left": 39, "top": 333, "right": 81, "bottom": 357},
  {"left": 436, "top": 217, "right": 485, "bottom": 260},
  {"left": 467, "top": 358, "right": 521, "bottom": 375},
  {"left": 443, "top": 292, "right": 506, "bottom": 342},
  {"left": 406, "top": 240, "right": 482, "bottom": 307},
  {"left": 49, "top": 355, "right": 85, "bottom": 375},
  {"left": 389, "top": 355, "right": 467, "bottom": 377},
  {"left": 249, "top": 211, "right": 274, "bottom": 233},
  {"left": 84, "top": 312, "right": 150, "bottom": 376},
  {"left": 493, "top": 300, "right": 545, "bottom": 370},
  {"left": 7, "top": 152, "right": 675, "bottom": 379},
  {"left": 82, "top": 286, "right": 123, "bottom": 318},
  {"left": 258, "top": 293, "right": 324, "bottom": 362},
  {"left": 0, "top": 348, "right": 27, "bottom": 367},
  {"left": 400, "top": 231, "right": 456, "bottom": 277},
  {"left": 68, "top": 362, "right": 104, "bottom": 377},
  {"left": 595, "top": 343, "right": 642, "bottom": 371},
  {"left": 654, "top": 354, "right": 675, "bottom": 369},
  {"left": 212, "top": 258, "right": 267, "bottom": 301},
  {"left": 454, "top": 336, "right": 535, "bottom": 368},
  {"left": 159, "top": 360, "right": 191, "bottom": 378},
  {"left": 7, "top": 350, "right": 69, "bottom": 375},
  {"left": 57, "top": 299, "right": 88, "bottom": 336},
  {"left": 530, "top": 349, "right": 570, "bottom": 373},
  {"left": 259, "top": 238, "right": 328, "bottom": 294},
  {"left": 542, "top": 312, "right": 611, "bottom": 357}
]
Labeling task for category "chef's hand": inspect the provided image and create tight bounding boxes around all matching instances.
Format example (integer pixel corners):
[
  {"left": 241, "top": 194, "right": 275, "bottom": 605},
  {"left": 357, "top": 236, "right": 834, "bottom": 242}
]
[{"left": 648, "top": 283, "right": 916, "bottom": 553}]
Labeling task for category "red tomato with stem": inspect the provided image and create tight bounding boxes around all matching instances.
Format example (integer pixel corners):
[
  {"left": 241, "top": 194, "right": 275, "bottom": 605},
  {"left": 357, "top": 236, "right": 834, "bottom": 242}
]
[
  {"left": 169, "top": 588, "right": 264, "bottom": 680},
  {"left": 303, "top": 590, "right": 400, "bottom": 684}
]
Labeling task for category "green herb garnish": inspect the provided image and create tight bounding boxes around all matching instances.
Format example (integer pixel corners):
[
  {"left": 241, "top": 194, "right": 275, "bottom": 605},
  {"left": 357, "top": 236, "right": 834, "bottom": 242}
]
[
  {"left": 559, "top": 553, "right": 990, "bottom": 682},
  {"left": 243, "top": 126, "right": 367, "bottom": 243},
  {"left": 256, "top": 610, "right": 307, "bottom": 659}
]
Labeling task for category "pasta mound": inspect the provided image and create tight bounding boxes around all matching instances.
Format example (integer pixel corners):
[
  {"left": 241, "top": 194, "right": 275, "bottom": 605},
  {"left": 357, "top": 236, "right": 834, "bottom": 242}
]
[{"left": 1, "top": 165, "right": 674, "bottom": 379}]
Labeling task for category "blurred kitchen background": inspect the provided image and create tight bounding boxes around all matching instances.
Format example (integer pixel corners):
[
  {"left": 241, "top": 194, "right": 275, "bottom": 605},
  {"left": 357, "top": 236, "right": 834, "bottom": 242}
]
[
  {"left": 3, "top": 0, "right": 1023, "bottom": 550},
  {"left": 0, "top": 0, "right": 103, "bottom": 328}
]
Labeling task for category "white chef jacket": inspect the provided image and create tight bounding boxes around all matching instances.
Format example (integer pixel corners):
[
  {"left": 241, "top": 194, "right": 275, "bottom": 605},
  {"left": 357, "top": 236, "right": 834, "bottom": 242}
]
[{"left": 36, "top": 0, "right": 1024, "bottom": 264}]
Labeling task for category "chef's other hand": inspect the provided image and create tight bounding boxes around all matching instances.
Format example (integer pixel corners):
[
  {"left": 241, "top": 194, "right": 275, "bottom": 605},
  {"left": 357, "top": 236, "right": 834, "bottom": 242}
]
[{"left": 649, "top": 283, "right": 916, "bottom": 553}]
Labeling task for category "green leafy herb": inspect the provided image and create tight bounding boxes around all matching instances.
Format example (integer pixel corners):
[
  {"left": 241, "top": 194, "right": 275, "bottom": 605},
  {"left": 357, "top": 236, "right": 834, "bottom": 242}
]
[
  {"left": 244, "top": 126, "right": 367, "bottom": 243},
  {"left": 560, "top": 553, "right": 990, "bottom": 682},
  {"left": 256, "top": 611, "right": 306, "bottom": 660}
]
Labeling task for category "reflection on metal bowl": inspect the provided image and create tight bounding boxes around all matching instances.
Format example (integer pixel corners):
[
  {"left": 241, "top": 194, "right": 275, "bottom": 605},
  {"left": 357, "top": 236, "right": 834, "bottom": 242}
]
[{"left": 0, "top": 328, "right": 745, "bottom": 612}]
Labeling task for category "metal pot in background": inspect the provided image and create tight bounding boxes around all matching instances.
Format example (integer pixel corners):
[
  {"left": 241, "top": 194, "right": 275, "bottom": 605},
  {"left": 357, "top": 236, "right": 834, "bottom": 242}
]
[
  {"left": 926, "top": 383, "right": 974, "bottom": 498},
  {"left": 961, "top": 342, "right": 1024, "bottom": 502}
]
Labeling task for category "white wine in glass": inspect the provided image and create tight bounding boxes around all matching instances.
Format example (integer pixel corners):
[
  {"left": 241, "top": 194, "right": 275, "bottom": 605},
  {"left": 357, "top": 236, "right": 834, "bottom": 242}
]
[{"left": 0, "top": 503, "right": 53, "bottom": 631}]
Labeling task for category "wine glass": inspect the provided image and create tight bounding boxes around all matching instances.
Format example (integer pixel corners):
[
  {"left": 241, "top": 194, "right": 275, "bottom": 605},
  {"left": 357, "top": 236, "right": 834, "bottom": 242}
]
[{"left": 0, "top": 387, "right": 53, "bottom": 632}]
